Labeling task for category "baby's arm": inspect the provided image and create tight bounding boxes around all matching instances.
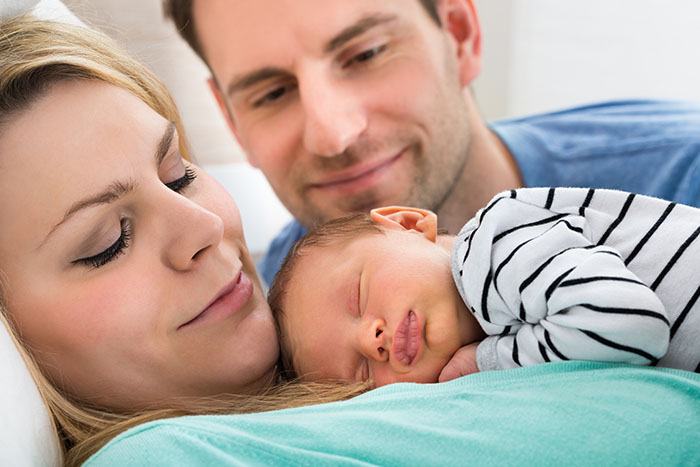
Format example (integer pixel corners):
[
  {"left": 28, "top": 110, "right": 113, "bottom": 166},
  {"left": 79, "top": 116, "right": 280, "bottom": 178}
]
[
  {"left": 453, "top": 189, "right": 670, "bottom": 371},
  {"left": 438, "top": 343, "right": 480, "bottom": 382}
]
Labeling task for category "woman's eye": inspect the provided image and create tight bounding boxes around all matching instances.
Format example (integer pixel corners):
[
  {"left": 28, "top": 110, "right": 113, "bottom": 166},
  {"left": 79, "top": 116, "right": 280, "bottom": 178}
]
[
  {"left": 345, "top": 44, "right": 387, "bottom": 68},
  {"left": 165, "top": 166, "right": 197, "bottom": 193},
  {"left": 74, "top": 218, "right": 132, "bottom": 269}
]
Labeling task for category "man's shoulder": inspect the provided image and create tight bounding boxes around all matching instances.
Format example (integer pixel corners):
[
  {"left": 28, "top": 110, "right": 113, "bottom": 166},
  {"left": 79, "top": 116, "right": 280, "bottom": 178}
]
[
  {"left": 258, "top": 220, "right": 307, "bottom": 287},
  {"left": 493, "top": 99, "right": 700, "bottom": 130},
  {"left": 492, "top": 99, "right": 700, "bottom": 152},
  {"left": 491, "top": 99, "right": 700, "bottom": 204}
]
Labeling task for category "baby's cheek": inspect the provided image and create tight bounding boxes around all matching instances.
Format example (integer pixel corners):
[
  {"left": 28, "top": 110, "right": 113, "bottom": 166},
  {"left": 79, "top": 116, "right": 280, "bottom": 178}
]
[{"left": 417, "top": 354, "right": 451, "bottom": 383}]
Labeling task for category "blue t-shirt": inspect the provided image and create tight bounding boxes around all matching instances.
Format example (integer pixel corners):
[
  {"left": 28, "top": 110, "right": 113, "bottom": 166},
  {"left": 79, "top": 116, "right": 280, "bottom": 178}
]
[
  {"left": 259, "top": 99, "right": 700, "bottom": 286},
  {"left": 87, "top": 362, "right": 700, "bottom": 466}
]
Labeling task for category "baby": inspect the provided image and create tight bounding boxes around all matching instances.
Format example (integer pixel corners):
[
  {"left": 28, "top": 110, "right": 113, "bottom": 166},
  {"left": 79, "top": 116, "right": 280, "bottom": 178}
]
[{"left": 269, "top": 188, "right": 700, "bottom": 386}]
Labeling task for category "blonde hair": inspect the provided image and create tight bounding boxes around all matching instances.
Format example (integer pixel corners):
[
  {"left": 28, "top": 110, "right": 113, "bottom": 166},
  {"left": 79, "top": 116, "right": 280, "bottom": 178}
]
[{"left": 0, "top": 16, "right": 367, "bottom": 466}]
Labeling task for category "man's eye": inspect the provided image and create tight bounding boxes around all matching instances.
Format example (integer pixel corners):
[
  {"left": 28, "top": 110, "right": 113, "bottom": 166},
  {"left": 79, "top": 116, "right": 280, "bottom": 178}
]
[
  {"left": 253, "top": 85, "right": 292, "bottom": 108},
  {"left": 165, "top": 166, "right": 197, "bottom": 193},
  {"left": 345, "top": 45, "right": 387, "bottom": 68},
  {"left": 73, "top": 218, "right": 132, "bottom": 269}
]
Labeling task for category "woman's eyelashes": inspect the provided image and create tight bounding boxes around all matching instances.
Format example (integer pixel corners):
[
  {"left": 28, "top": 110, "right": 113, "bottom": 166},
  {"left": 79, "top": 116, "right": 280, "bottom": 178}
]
[
  {"left": 74, "top": 166, "right": 198, "bottom": 269},
  {"left": 74, "top": 218, "right": 132, "bottom": 269},
  {"left": 165, "top": 165, "right": 197, "bottom": 193}
]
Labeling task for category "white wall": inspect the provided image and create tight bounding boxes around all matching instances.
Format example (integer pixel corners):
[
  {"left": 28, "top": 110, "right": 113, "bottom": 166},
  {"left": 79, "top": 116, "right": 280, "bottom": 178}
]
[
  {"left": 63, "top": 0, "right": 245, "bottom": 165},
  {"left": 475, "top": 0, "right": 700, "bottom": 119}
]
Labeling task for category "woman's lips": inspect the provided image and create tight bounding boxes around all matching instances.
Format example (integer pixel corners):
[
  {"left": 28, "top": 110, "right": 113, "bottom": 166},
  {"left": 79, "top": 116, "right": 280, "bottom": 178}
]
[
  {"left": 392, "top": 310, "right": 421, "bottom": 365},
  {"left": 178, "top": 271, "right": 253, "bottom": 329}
]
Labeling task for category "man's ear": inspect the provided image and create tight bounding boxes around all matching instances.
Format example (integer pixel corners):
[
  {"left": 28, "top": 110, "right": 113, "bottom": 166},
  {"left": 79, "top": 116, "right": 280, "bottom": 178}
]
[
  {"left": 437, "top": 0, "right": 482, "bottom": 86},
  {"left": 369, "top": 206, "right": 438, "bottom": 242}
]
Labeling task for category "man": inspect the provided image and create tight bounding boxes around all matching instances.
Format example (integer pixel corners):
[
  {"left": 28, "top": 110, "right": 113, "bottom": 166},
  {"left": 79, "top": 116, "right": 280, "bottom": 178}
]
[{"left": 164, "top": 0, "right": 700, "bottom": 286}]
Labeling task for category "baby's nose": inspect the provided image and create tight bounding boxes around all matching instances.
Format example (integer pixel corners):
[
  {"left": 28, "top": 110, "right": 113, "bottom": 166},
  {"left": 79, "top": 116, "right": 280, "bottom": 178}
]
[{"left": 360, "top": 318, "right": 389, "bottom": 362}]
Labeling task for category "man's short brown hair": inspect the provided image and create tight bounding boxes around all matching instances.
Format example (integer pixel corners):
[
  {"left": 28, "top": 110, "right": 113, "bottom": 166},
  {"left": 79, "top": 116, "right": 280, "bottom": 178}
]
[{"left": 163, "top": 0, "right": 440, "bottom": 64}]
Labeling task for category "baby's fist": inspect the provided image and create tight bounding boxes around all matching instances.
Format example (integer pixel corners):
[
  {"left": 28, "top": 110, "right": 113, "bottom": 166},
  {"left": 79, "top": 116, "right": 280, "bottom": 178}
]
[{"left": 438, "top": 342, "right": 480, "bottom": 382}]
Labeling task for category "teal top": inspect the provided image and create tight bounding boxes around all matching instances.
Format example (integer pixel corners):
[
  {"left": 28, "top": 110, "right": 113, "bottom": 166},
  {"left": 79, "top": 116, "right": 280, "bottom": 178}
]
[{"left": 87, "top": 362, "right": 700, "bottom": 466}]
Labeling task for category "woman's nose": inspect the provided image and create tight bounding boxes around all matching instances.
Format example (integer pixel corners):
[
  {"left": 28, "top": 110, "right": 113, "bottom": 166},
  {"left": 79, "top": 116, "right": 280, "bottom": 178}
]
[
  {"left": 359, "top": 318, "right": 389, "bottom": 363},
  {"left": 300, "top": 75, "right": 367, "bottom": 158},
  {"left": 161, "top": 193, "right": 225, "bottom": 271}
]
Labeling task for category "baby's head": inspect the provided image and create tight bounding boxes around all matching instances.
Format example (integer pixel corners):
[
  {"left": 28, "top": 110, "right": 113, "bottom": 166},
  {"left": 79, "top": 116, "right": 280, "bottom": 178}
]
[{"left": 269, "top": 207, "right": 483, "bottom": 387}]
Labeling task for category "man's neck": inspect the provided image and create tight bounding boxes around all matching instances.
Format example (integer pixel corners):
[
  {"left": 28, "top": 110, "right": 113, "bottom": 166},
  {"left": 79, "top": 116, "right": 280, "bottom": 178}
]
[{"left": 436, "top": 103, "right": 522, "bottom": 234}]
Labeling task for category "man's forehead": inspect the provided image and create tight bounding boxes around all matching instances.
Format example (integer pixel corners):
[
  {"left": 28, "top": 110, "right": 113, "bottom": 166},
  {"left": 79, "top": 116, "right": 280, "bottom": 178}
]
[{"left": 194, "top": 0, "right": 423, "bottom": 76}]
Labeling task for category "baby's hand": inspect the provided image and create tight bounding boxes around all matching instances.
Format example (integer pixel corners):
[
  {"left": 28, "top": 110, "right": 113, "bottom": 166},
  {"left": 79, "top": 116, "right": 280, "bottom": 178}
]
[{"left": 438, "top": 342, "right": 480, "bottom": 382}]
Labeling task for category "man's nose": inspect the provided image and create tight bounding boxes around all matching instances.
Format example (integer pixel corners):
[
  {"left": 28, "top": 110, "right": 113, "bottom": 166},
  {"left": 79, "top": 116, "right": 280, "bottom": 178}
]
[
  {"left": 358, "top": 318, "right": 389, "bottom": 363},
  {"left": 300, "top": 75, "right": 367, "bottom": 158}
]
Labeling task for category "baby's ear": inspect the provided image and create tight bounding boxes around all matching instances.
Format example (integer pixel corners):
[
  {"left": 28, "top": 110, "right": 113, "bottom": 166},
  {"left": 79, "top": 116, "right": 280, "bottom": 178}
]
[{"left": 369, "top": 206, "right": 438, "bottom": 242}]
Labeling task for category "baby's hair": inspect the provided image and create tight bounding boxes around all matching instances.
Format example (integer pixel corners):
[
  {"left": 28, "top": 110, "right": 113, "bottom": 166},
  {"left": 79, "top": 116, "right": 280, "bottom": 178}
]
[{"left": 268, "top": 213, "right": 384, "bottom": 379}]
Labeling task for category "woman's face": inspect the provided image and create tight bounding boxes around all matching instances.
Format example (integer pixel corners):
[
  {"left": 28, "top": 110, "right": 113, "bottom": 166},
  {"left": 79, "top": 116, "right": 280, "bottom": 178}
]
[{"left": 0, "top": 80, "right": 279, "bottom": 410}]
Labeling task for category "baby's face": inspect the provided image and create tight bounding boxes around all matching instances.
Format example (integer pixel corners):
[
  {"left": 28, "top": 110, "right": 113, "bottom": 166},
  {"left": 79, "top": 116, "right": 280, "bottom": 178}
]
[{"left": 281, "top": 228, "right": 478, "bottom": 387}]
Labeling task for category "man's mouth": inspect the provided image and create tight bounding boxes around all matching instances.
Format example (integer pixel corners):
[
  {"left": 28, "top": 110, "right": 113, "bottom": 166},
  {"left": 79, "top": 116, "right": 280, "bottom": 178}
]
[
  {"left": 309, "top": 150, "right": 405, "bottom": 194},
  {"left": 392, "top": 310, "right": 421, "bottom": 366}
]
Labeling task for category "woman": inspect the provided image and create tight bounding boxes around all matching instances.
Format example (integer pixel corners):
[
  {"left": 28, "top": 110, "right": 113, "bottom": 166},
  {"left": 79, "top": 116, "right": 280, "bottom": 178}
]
[{"left": 0, "top": 16, "right": 364, "bottom": 465}]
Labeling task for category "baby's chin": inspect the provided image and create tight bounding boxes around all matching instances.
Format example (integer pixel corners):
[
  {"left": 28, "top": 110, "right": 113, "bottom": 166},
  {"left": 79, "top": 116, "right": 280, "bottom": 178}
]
[{"left": 394, "top": 356, "right": 453, "bottom": 386}]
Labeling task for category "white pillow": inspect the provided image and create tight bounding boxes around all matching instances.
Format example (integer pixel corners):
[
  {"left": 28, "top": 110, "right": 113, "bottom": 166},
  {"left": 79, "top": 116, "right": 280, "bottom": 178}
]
[
  {"left": 1, "top": 4, "right": 85, "bottom": 467},
  {"left": 0, "top": 322, "right": 61, "bottom": 466},
  {"left": 0, "top": 0, "right": 83, "bottom": 25}
]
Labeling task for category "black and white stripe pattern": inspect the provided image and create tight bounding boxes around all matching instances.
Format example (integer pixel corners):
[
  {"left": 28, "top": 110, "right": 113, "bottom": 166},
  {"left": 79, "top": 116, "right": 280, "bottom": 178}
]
[{"left": 452, "top": 188, "right": 700, "bottom": 373}]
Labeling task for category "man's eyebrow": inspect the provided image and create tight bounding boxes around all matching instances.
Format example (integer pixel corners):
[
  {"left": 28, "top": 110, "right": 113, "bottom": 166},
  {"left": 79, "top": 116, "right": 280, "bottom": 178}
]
[
  {"left": 40, "top": 122, "right": 176, "bottom": 247},
  {"left": 225, "top": 14, "right": 398, "bottom": 99},
  {"left": 324, "top": 13, "right": 399, "bottom": 54},
  {"left": 226, "top": 67, "right": 288, "bottom": 98}
]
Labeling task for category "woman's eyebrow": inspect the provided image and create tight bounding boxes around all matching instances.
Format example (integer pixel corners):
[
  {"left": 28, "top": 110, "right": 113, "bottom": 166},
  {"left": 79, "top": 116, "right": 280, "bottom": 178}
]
[
  {"left": 38, "top": 122, "right": 176, "bottom": 248},
  {"left": 155, "top": 122, "right": 176, "bottom": 167}
]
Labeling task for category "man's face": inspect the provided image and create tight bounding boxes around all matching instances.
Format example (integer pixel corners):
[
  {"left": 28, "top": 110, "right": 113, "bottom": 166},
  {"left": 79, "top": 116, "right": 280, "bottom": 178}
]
[{"left": 194, "top": 0, "right": 478, "bottom": 227}]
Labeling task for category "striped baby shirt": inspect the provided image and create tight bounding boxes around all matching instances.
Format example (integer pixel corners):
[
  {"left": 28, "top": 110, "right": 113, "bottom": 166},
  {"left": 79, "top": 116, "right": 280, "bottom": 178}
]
[{"left": 452, "top": 187, "right": 699, "bottom": 372}]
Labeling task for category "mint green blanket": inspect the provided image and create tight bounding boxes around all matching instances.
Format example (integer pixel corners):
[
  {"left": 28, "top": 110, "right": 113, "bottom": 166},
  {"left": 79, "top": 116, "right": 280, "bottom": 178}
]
[{"left": 87, "top": 362, "right": 700, "bottom": 466}]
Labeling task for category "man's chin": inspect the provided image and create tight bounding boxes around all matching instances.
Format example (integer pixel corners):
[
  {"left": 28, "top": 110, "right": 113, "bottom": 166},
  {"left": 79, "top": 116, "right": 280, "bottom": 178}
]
[{"left": 292, "top": 184, "right": 413, "bottom": 226}]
